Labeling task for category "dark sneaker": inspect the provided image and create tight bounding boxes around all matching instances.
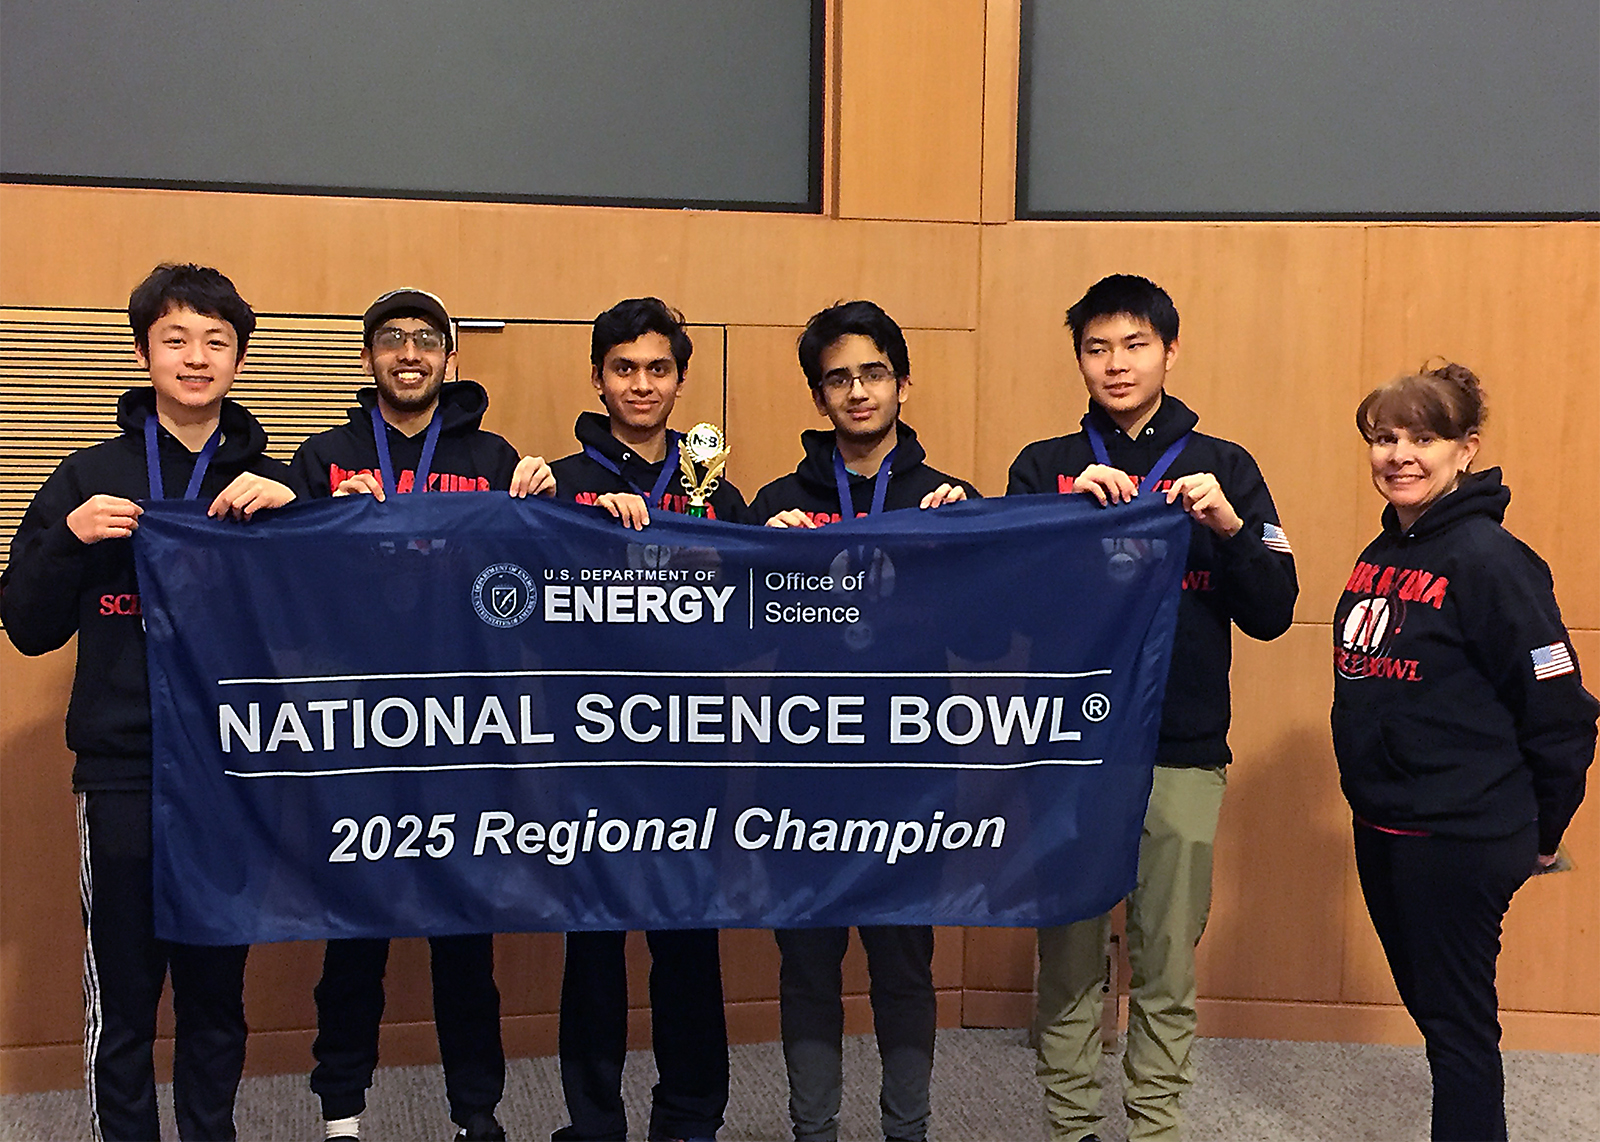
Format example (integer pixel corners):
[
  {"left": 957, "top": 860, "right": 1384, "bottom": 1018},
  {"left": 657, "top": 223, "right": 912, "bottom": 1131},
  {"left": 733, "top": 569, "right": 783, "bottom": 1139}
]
[{"left": 455, "top": 1112, "right": 508, "bottom": 1142}]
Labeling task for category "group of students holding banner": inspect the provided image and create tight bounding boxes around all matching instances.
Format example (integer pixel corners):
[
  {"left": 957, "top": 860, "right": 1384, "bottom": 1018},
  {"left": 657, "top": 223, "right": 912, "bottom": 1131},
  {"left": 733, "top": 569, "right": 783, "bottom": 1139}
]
[{"left": 2, "top": 263, "right": 1592, "bottom": 1142}]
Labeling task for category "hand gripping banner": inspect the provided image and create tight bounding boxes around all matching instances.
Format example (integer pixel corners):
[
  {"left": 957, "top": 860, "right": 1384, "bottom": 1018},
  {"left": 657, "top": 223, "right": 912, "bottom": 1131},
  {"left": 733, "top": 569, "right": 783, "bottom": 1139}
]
[{"left": 135, "top": 493, "right": 1189, "bottom": 944}]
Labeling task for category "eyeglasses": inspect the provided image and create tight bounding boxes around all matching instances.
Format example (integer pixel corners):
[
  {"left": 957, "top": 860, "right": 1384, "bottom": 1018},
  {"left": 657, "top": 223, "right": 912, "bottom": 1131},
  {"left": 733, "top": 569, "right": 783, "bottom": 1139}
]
[
  {"left": 373, "top": 326, "right": 448, "bottom": 353},
  {"left": 820, "top": 363, "right": 897, "bottom": 393}
]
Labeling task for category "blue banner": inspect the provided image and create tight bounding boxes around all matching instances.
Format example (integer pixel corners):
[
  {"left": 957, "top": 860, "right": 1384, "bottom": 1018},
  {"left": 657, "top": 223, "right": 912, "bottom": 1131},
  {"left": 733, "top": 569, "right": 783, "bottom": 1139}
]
[{"left": 135, "top": 494, "right": 1189, "bottom": 944}]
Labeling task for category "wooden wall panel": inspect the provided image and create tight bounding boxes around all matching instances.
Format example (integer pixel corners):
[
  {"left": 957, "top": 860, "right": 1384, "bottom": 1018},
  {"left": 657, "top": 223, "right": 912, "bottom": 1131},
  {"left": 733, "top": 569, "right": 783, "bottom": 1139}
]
[
  {"left": 0, "top": 186, "right": 467, "bottom": 319},
  {"left": 0, "top": 642, "right": 80, "bottom": 1058},
  {"left": 1359, "top": 223, "right": 1600, "bottom": 630},
  {"left": 980, "top": 0, "right": 1022, "bottom": 223},
  {"left": 962, "top": 928, "right": 1035, "bottom": 994},
  {"left": 901, "top": 330, "right": 981, "bottom": 490},
  {"left": 1195, "top": 626, "right": 1347, "bottom": 1003},
  {"left": 836, "top": 0, "right": 987, "bottom": 222},
  {"left": 974, "top": 222, "right": 1372, "bottom": 624},
  {"left": 454, "top": 204, "right": 985, "bottom": 330},
  {"left": 725, "top": 326, "right": 828, "bottom": 498},
  {"left": 0, "top": 186, "right": 981, "bottom": 334}
]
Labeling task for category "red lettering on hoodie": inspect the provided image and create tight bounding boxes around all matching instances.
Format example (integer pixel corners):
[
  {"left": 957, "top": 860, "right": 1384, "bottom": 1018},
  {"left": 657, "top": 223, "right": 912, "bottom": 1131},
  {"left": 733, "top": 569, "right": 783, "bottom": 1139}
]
[
  {"left": 327, "top": 464, "right": 486, "bottom": 495},
  {"left": 1343, "top": 561, "right": 1450, "bottom": 610},
  {"left": 571, "top": 489, "right": 721, "bottom": 519}
]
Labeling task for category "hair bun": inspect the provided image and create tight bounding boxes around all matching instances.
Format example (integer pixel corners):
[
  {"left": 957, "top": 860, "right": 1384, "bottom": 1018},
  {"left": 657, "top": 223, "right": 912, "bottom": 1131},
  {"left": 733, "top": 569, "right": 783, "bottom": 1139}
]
[{"left": 1422, "top": 361, "right": 1487, "bottom": 429}]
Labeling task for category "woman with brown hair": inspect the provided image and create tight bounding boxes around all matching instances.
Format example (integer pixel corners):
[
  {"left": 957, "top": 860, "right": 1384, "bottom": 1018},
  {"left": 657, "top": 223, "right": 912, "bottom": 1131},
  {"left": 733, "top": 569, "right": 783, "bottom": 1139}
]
[{"left": 1330, "top": 362, "right": 1596, "bottom": 1141}]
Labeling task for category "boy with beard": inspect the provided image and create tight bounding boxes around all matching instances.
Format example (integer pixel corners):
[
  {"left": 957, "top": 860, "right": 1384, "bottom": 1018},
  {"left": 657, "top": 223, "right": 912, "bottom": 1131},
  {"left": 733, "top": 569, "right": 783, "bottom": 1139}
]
[
  {"left": 751, "top": 300, "right": 976, "bottom": 1142},
  {"left": 2, "top": 263, "right": 295, "bottom": 1141},
  {"left": 289, "top": 288, "right": 553, "bottom": 1142},
  {"left": 547, "top": 297, "right": 742, "bottom": 1142}
]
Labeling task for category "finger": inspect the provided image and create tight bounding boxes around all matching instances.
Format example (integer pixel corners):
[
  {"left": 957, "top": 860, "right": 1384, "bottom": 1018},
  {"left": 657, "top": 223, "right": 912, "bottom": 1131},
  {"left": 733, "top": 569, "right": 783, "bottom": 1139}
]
[
  {"left": 224, "top": 488, "right": 261, "bottom": 519},
  {"left": 599, "top": 498, "right": 622, "bottom": 519},
  {"left": 535, "top": 471, "right": 557, "bottom": 496},
  {"left": 1077, "top": 480, "right": 1109, "bottom": 506}
]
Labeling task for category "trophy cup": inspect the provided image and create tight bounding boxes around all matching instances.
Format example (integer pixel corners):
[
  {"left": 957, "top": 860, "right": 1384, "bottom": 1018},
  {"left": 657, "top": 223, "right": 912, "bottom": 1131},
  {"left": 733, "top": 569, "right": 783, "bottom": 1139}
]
[{"left": 677, "top": 423, "right": 730, "bottom": 518}]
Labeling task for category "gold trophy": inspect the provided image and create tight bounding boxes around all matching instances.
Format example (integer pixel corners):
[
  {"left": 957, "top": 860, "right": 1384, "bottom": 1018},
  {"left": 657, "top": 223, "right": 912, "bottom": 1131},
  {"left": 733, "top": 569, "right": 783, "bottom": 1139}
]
[{"left": 678, "top": 423, "right": 730, "bottom": 518}]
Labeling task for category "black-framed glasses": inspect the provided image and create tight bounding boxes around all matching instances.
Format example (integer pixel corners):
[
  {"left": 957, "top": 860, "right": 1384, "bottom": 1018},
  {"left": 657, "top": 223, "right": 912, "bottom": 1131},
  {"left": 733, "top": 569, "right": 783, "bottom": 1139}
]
[
  {"left": 373, "top": 326, "right": 448, "bottom": 352},
  {"left": 820, "top": 363, "right": 896, "bottom": 393}
]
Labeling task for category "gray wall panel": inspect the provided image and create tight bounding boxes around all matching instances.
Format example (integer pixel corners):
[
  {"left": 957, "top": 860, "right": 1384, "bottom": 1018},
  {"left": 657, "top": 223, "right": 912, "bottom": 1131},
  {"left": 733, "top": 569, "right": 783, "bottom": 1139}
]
[
  {"left": 1019, "top": 0, "right": 1600, "bottom": 217},
  {"left": 1, "top": 0, "right": 820, "bottom": 209}
]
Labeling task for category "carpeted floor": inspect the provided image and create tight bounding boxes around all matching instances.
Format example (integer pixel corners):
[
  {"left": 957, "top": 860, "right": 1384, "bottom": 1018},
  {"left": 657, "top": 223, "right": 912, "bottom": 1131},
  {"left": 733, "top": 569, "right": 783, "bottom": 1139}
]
[{"left": 4, "top": 1029, "right": 1596, "bottom": 1141}]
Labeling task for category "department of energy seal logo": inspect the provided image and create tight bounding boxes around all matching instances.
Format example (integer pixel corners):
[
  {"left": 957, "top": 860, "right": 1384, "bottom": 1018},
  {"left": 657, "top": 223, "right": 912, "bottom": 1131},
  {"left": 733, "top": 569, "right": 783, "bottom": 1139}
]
[{"left": 472, "top": 563, "right": 537, "bottom": 628}]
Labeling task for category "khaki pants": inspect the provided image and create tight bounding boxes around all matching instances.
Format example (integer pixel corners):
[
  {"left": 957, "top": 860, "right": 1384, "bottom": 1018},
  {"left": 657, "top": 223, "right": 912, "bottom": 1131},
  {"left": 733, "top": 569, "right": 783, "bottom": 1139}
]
[{"left": 1035, "top": 765, "right": 1227, "bottom": 1142}]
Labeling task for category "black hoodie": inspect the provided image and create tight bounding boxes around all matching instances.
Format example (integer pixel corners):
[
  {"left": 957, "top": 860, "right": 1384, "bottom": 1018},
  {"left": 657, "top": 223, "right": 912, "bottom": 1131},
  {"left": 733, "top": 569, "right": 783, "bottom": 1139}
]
[
  {"left": 1007, "top": 395, "right": 1297, "bottom": 768},
  {"left": 1, "top": 388, "right": 292, "bottom": 789},
  {"left": 1331, "top": 468, "right": 1596, "bottom": 852},
  {"left": 749, "top": 421, "right": 978, "bottom": 524},
  {"left": 550, "top": 411, "right": 749, "bottom": 521},
  {"left": 289, "top": 380, "right": 519, "bottom": 497}
]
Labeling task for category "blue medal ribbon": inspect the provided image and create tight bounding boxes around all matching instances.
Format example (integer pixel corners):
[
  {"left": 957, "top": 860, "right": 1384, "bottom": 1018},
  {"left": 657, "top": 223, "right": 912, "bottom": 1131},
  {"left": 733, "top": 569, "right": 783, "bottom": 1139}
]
[
  {"left": 371, "top": 404, "right": 444, "bottom": 494},
  {"left": 834, "top": 444, "right": 896, "bottom": 520},
  {"left": 144, "top": 414, "right": 222, "bottom": 501},
  {"left": 1084, "top": 422, "right": 1191, "bottom": 494},
  {"left": 583, "top": 431, "right": 682, "bottom": 507}
]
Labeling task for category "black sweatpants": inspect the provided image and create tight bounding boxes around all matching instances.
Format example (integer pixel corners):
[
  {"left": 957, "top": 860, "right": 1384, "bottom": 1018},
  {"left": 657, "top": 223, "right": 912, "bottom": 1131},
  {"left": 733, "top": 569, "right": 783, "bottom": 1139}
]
[
  {"left": 555, "top": 928, "right": 729, "bottom": 1141},
  {"left": 311, "top": 934, "right": 505, "bottom": 1127},
  {"left": 78, "top": 789, "right": 249, "bottom": 1142},
  {"left": 775, "top": 926, "right": 936, "bottom": 1142},
  {"left": 1354, "top": 821, "right": 1538, "bottom": 1142}
]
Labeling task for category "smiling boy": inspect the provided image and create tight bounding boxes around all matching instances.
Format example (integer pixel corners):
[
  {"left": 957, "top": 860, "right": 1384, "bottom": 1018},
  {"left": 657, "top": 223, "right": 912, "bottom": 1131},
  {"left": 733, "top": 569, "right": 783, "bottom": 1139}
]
[
  {"left": 1008, "top": 275, "right": 1297, "bottom": 1142},
  {"left": 289, "top": 288, "right": 553, "bottom": 1142},
  {"left": 1, "top": 263, "right": 295, "bottom": 1141},
  {"left": 547, "top": 297, "right": 743, "bottom": 1142},
  {"left": 751, "top": 300, "right": 976, "bottom": 1142}
]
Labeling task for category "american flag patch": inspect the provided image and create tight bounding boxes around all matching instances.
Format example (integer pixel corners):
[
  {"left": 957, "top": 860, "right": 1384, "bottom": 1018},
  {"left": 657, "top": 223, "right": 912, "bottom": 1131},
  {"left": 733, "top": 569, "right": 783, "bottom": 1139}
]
[
  {"left": 1262, "top": 522, "right": 1293, "bottom": 553},
  {"left": 1531, "top": 642, "right": 1575, "bottom": 680}
]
